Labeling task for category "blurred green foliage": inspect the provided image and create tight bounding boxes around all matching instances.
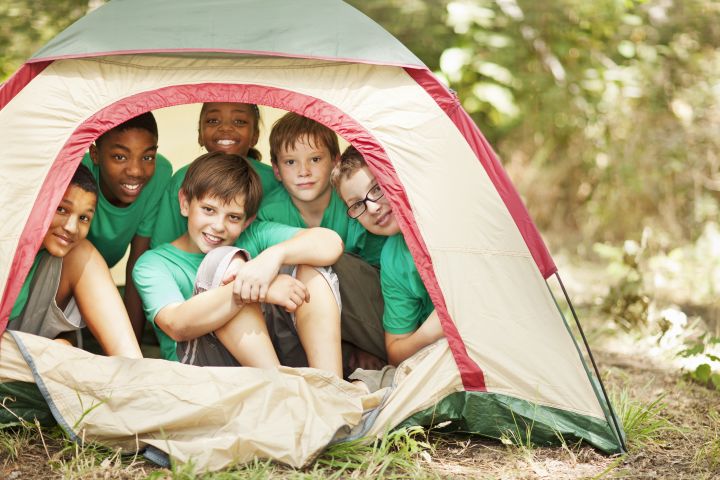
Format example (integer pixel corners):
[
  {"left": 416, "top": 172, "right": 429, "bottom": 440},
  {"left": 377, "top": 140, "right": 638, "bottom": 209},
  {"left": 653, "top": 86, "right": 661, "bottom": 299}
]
[
  {"left": 349, "top": 0, "right": 720, "bottom": 253},
  {"left": 0, "top": 0, "right": 93, "bottom": 79},
  {"left": 4, "top": 0, "right": 720, "bottom": 253}
]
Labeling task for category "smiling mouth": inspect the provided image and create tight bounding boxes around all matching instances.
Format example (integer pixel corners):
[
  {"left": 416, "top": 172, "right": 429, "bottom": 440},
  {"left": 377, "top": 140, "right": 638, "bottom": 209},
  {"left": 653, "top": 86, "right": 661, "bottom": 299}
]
[
  {"left": 53, "top": 232, "right": 73, "bottom": 245},
  {"left": 202, "top": 232, "right": 224, "bottom": 245},
  {"left": 376, "top": 211, "right": 391, "bottom": 227},
  {"left": 121, "top": 183, "right": 143, "bottom": 194},
  {"left": 215, "top": 139, "right": 237, "bottom": 146}
]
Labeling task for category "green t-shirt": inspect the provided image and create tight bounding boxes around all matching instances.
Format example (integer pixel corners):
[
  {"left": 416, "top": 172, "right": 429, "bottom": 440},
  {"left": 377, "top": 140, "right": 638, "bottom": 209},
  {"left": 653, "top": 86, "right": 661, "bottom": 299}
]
[
  {"left": 133, "top": 221, "right": 300, "bottom": 361},
  {"left": 10, "top": 250, "right": 48, "bottom": 320},
  {"left": 257, "top": 187, "right": 386, "bottom": 266},
  {"left": 133, "top": 243, "right": 204, "bottom": 361},
  {"left": 82, "top": 153, "right": 173, "bottom": 267},
  {"left": 380, "top": 234, "right": 434, "bottom": 335},
  {"left": 150, "top": 158, "right": 280, "bottom": 248}
]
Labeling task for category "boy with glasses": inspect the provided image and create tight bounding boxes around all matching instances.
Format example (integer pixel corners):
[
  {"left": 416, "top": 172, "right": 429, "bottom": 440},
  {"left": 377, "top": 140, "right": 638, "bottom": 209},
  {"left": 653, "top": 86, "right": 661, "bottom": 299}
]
[{"left": 332, "top": 147, "right": 444, "bottom": 366}]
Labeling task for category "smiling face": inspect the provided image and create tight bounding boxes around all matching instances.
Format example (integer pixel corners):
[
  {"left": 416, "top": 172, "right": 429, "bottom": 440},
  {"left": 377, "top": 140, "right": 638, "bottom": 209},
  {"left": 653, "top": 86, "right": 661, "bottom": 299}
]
[
  {"left": 90, "top": 128, "right": 158, "bottom": 207},
  {"left": 198, "top": 103, "right": 259, "bottom": 157},
  {"left": 273, "top": 136, "right": 337, "bottom": 207},
  {"left": 42, "top": 185, "right": 97, "bottom": 257},
  {"left": 338, "top": 166, "right": 400, "bottom": 237},
  {"left": 178, "top": 191, "right": 251, "bottom": 254}
]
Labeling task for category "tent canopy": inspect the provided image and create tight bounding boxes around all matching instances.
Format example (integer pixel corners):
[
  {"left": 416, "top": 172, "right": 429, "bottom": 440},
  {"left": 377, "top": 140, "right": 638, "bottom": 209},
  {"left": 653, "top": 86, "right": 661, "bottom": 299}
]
[
  {"left": 31, "top": 0, "right": 424, "bottom": 68},
  {"left": 0, "top": 0, "right": 623, "bottom": 471}
]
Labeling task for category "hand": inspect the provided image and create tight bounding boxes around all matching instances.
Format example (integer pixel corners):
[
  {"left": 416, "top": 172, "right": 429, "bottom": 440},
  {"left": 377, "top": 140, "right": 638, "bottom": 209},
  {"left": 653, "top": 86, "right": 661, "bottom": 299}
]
[
  {"left": 265, "top": 274, "right": 309, "bottom": 312},
  {"left": 221, "top": 253, "right": 248, "bottom": 286},
  {"left": 231, "top": 248, "right": 283, "bottom": 304}
]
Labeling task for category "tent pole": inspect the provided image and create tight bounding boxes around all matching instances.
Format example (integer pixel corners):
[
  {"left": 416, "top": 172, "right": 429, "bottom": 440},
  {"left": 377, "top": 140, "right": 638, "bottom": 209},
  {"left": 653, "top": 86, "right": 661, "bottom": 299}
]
[{"left": 554, "top": 272, "right": 627, "bottom": 453}]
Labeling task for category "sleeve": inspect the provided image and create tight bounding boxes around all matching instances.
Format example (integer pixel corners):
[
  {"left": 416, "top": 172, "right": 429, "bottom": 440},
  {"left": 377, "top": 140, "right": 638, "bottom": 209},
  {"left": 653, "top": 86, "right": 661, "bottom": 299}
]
[
  {"left": 381, "top": 266, "right": 425, "bottom": 335},
  {"left": 132, "top": 251, "right": 185, "bottom": 324},
  {"left": 137, "top": 154, "right": 174, "bottom": 238},
  {"left": 235, "top": 221, "right": 302, "bottom": 259},
  {"left": 150, "top": 167, "right": 188, "bottom": 248}
]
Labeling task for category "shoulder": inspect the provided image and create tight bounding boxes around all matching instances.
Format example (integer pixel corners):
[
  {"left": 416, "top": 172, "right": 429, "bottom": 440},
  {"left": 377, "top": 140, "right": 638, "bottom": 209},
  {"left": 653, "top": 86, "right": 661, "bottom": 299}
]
[
  {"left": 380, "top": 235, "right": 412, "bottom": 274},
  {"left": 169, "top": 164, "right": 189, "bottom": 188},
  {"left": 154, "top": 153, "right": 174, "bottom": 176}
]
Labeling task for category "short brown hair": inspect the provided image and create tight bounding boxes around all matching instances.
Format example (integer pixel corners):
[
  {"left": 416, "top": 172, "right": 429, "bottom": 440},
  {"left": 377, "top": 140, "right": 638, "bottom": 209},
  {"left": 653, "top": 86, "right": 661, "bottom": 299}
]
[
  {"left": 181, "top": 152, "right": 263, "bottom": 218},
  {"left": 269, "top": 112, "right": 340, "bottom": 164},
  {"left": 331, "top": 145, "right": 366, "bottom": 193}
]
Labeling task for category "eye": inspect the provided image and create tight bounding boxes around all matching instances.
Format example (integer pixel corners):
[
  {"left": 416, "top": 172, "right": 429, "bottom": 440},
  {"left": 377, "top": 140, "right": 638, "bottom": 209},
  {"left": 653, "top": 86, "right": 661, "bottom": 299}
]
[
  {"left": 206, "top": 118, "right": 220, "bottom": 125},
  {"left": 202, "top": 206, "right": 215, "bottom": 214},
  {"left": 233, "top": 119, "right": 248, "bottom": 126},
  {"left": 142, "top": 155, "right": 156, "bottom": 162},
  {"left": 284, "top": 159, "right": 295, "bottom": 166},
  {"left": 79, "top": 214, "right": 92, "bottom": 224},
  {"left": 311, "top": 156, "right": 322, "bottom": 163},
  {"left": 369, "top": 184, "right": 383, "bottom": 198},
  {"left": 111, "top": 154, "right": 126, "bottom": 161},
  {"left": 348, "top": 201, "right": 364, "bottom": 216},
  {"left": 56, "top": 206, "right": 67, "bottom": 214},
  {"left": 228, "top": 214, "right": 243, "bottom": 223}
]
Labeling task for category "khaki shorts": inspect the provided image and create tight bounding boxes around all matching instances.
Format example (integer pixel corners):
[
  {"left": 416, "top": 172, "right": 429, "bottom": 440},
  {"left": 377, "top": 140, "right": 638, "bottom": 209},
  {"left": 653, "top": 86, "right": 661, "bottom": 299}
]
[{"left": 177, "top": 246, "right": 341, "bottom": 368}]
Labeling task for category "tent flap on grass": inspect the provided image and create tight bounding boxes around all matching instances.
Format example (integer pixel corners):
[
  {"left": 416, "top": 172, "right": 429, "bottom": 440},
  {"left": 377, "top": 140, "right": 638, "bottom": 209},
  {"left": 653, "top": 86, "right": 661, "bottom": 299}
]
[{"left": 0, "top": 0, "right": 624, "bottom": 470}]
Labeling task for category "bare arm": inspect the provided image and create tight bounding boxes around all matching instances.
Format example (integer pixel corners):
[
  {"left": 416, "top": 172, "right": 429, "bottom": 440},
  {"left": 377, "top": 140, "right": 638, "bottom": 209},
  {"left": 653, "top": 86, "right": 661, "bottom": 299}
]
[
  {"left": 154, "top": 282, "right": 243, "bottom": 342},
  {"left": 125, "top": 235, "right": 150, "bottom": 342},
  {"left": 385, "top": 310, "right": 443, "bottom": 366},
  {"left": 156, "top": 255, "right": 310, "bottom": 341},
  {"left": 232, "top": 227, "right": 343, "bottom": 304},
  {"left": 58, "top": 240, "right": 142, "bottom": 358}
]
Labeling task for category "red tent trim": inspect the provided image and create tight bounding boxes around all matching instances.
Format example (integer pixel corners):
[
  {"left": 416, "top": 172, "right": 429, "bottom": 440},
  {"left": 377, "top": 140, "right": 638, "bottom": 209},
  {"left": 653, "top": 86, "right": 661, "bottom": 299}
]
[
  {"left": 405, "top": 68, "right": 557, "bottom": 279},
  {"left": 0, "top": 82, "right": 486, "bottom": 391}
]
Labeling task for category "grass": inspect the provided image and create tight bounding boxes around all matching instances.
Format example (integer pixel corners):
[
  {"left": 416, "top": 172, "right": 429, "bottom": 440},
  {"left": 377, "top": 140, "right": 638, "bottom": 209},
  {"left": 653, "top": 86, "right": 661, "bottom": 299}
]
[
  {"left": 692, "top": 410, "right": 720, "bottom": 471},
  {"left": 610, "top": 387, "right": 677, "bottom": 450}
]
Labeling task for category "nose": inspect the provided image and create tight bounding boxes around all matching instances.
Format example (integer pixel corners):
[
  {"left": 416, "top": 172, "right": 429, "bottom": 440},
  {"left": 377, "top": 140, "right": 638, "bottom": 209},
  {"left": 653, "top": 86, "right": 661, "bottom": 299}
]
[
  {"left": 63, "top": 215, "right": 79, "bottom": 235},
  {"left": 366, "top": 200, "right": 381, "bottom": 214},
  {"left": 210, "top": 216, "right": 226, "bottom": 233},
  {"left": 126, "top": 157, "right": 143, "bottom": 178},
  {"left": 299, "top": 159, "right": 312, "bottom": 176}
]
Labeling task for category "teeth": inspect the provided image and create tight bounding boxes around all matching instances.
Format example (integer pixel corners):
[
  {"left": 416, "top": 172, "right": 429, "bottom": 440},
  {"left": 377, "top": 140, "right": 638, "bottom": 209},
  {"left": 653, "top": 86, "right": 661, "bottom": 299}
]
[
  {"left": 204, "top": 233, "right": 221, "bottom": 242},
  {"left": 217, "top": 139, "right": 236, "bottom": 145},
  {"left": 123, "top": 184, "right": 140, "bottom": 191}
]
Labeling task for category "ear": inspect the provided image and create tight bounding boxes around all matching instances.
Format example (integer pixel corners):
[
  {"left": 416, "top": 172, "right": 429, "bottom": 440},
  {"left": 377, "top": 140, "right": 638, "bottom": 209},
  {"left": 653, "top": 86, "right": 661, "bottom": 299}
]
[
  {"left": 251, "top": 127, "right": 260, "bottom": 147},
  {"left": 178, "top": 189, "right": 191, "bottom": 217},
  {"left": 89, "top": 144, "right": 100, "bottom": 165},
  {"left": 332, "top": 153, "right": 340, "bottom": 165},
  {"left": 272, "top": 163, "right": 282, "bottom": 182},
  {"left": 243, "top": 214, "right": 256, "bottom": 230}
]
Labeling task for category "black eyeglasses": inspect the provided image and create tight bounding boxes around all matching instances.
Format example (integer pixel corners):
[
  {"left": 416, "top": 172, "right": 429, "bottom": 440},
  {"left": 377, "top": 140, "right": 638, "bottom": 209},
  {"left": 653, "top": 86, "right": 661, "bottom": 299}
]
[{"left": 346, "top": 184, "right": 384, "bottom": 218}]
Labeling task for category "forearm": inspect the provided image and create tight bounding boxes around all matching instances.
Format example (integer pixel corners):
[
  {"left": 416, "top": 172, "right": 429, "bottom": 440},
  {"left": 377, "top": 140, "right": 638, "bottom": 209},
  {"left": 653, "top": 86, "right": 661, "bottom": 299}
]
[
  {"left": 264, "top": 228, "right": 343, "bottom": 267},
  {"left": 126, "top": 236, "right": 151, "bottom": 341},
  {"left": 124, "top": 263, "right": 146, "bottom": 341},
  {"left": 155, "top": 282, "right": 243, "bottom": 341},
  {"left": 386, "top": 312, "right": 443, "bottom": 366}
]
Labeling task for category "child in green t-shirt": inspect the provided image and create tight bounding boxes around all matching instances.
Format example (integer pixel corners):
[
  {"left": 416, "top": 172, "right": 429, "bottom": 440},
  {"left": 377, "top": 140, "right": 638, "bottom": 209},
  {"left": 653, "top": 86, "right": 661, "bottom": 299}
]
[
  {"left": 332, "top": 147, "right": 444, "bottom": 366},
  {"left": 134, "top": 152, "right": 344, "bottom": 376},
  {"left": 9, "top": 164, "right": 142, "bottom": 359},
  {"left": 258, "top": 113, "right": 388, "bottom": 371},
  {"left": 150, "top": 102, "right": 280, "bottom": 248},
  {"left": 83, "top": 112, "right": 173, "bottom": 340}
]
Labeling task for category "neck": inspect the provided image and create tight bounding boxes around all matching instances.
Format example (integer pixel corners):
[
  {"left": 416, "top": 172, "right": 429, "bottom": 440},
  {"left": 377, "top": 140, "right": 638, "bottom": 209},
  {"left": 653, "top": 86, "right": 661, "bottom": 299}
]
[
  {"left": 293, "top": 188, "right": 332, "bottom": 228},
  {"left": 171, "top": 233, "right": 201, "bottom": 253}
]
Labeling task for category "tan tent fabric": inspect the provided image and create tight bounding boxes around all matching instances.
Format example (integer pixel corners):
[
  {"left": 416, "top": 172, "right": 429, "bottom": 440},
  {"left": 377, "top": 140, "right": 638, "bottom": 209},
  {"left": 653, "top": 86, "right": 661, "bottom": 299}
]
[
  {"left": 2, "top": 331, "right": 384, "bottom": 469},
  {"left": 0, "top": 55, "right": 606, "bottom": 421}
]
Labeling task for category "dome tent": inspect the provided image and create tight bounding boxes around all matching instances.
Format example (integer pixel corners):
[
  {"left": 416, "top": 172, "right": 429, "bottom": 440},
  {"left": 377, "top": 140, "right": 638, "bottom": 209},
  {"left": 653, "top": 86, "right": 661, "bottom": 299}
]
[{"left": 0, "top": 0, "right": 624, "bottom": 470}]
